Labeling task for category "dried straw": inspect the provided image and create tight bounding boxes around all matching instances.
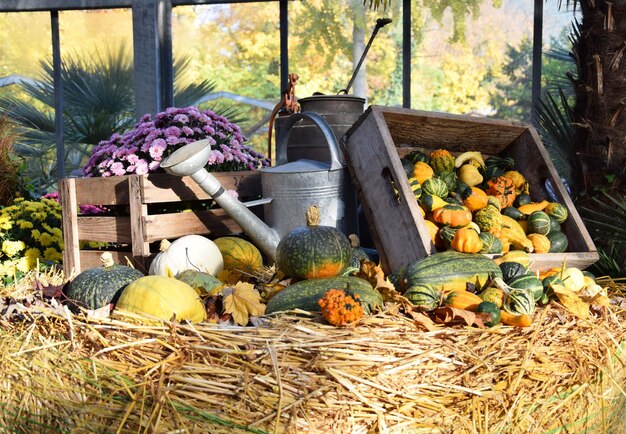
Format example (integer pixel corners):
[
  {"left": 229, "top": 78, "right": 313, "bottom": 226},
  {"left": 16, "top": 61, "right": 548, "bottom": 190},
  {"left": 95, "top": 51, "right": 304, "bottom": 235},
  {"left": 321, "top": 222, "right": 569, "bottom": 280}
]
[{"left": 0, "top": 278, "right": 625, "bottom": 433}]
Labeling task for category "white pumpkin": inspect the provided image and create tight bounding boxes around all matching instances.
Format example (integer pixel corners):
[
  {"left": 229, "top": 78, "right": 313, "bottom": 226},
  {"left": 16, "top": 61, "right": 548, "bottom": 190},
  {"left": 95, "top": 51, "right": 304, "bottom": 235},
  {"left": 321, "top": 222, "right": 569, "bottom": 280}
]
[
  {"left": 149, "top": 235, "right": 224, "bottom": 277},
  {"left": 560, "top": 267, "right": 586, "bottom": 292}
]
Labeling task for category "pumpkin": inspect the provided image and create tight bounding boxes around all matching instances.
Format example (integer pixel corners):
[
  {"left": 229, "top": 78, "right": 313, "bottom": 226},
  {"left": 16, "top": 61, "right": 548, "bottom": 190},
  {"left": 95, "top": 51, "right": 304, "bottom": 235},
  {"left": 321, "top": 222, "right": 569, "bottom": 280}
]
[
  {"left": 422, "top": 177, "right": 449, "bottom": 198},
  {"left": 419, "top": 193, "right": 448, "bottom": 213},
  {"left": 479, "top": 286, "right": 504, "bottom": 308},
  {"left": 502, "top": 170, "right": 526, "bottom": 191},
  {"left": 444, "top": 290, "right": 483, "bottom": 311},
  {"left": 499, "top": 310, "right": 533, "bottom": 327},
  {"left": 527, "top": 211, "right": 551, "bottom": 235},
  {"left": 476, "top": 301, "right": 501, "bottom": 326},
  {"left": 413, "top": 161, "right": 435, "bottom": 184},
  {"left": 463, "top": 186, "right": 489, "bottom": 212},
  {"left": 65, "top": 252, "right": 144, "bottom": 311},
  {"left": 438, "top": 225, "right": 458, "bottom": 248},
  {"left": 514, "top": 193, "right": 533, "bottom": 207},
  {"left": 423, "top": 220, "right": 441, "bottom": 247},
  {"left": 487, "top": 195, "right": 502, "bottom": 210},
  {"left": 450, "top": 227, "right": 482, "bottom": 253},
  {"left": 560, "top": 267, "right": 586, "bottom": 292},
  {"left": 508, "top": 274, "right": 544, "bottom": 302},
  {"left": 493, "top": 250, "right": 531, "bottom": 268},
  {"left": 547, "top": 231, "right": 568, "bottom": 253},
  {"left": 485, "top": 176, "right": 517, "bottom": 209},
  {"left": 149, "top": 235, "right": 223, "bottom": 277},
  {"left": 213, "top": 236, "right": 263, "bottom": 273},
  {"left": 457, "top": 164, "right": 483, "bottom": 187},
  {"left": 473, "top": 204, "right": 503, "bottom": 235},
  {"left": 517, "top": 200, "right": 549, "bottom": 216},
  {"left": 406, "top": 150, "right": 429, "bottom": 164},
  {"left": 502, "top": 287, "right": 536, "bottom": 315},
  {"left": 399, "top": 251, "right": 503, "bottom": 293},
  {"left": 408, "top": 177, "right": 423, "bottom": 200},
  {"left": 348, "top": 234, "right": 379, "bottom": 267},
  {"left": 404, "top": 284, "right": 442, "bottom": 311},
  {"left": 478, "top": 232, "right": 504, "bottom": 254},
  {"left": 429, "top": 149, "right": 455, "bottom": 176},
  {"left": 501, "top": 206, "right": 525, "bottom": 221},
  {"left": 526, "top": 233, "right": 551, "bottom": 254},
  {"left": 176, "top": 269, "right": 223, "bottom": 295},
  {"left": 266, "top": 276, "right": 382, "bottom": 314},
  {"left": 544, "top": 202, "right": 568, "bottom": 223},
  {"left": 499, "top": 261, "right": 530, "bottom": 283},
  {"left": 318, "top": 288, "right": 365, "bottom": 326},
  {"left": 275, "top": 205, "right": 352, "bottom": 279},
  {"left": 432, "top": 203, "right": 472, "bottom": 228},
  {"left": 440, "top": 171, "right": 458, "bottom": 192},
  {"left": 115, "top": 275, "right": 207, "bottom": 323}
]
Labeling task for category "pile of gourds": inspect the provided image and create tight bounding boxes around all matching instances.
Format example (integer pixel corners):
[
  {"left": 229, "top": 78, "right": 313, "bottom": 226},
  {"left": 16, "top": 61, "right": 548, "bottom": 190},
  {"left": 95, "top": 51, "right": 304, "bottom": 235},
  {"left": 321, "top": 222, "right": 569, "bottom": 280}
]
[{"left": 399, "top": 149, "right": 570, "bottom": 255}]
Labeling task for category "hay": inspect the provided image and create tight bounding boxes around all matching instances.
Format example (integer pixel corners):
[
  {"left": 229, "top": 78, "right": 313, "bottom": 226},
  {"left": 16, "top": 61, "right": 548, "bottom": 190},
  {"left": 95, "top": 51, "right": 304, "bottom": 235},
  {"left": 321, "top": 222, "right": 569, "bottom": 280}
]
[{"left": 1, "top": 278, "right": 626, "bottom": 433}]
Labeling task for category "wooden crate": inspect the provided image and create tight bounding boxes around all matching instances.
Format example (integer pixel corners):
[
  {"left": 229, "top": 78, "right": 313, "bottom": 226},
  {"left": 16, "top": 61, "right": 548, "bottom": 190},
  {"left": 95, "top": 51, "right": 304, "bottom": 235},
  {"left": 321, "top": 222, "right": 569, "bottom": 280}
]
[
  {"left": 342, "top": 105, "right": 598, "bottom": 274},
  {"left": 59, "top": 172, "right": 261, "bottom": 275}
]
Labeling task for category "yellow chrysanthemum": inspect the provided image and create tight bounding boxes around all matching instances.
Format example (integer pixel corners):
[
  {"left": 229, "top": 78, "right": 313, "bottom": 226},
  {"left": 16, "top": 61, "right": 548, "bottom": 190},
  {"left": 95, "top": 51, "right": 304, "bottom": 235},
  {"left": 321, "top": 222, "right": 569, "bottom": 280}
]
[
  {"left": 38, "top": 232, "right": 53, "bottom": 247},
  {"left": 44, "top": 247, "right": 62, "bottom": 263},
  {"left": 0, "top": 216, "right": 12, "bottom": 231},
  {"left": 24, "top": 248, "right": 41, "bottom": 270},
  {"left": 31, "top": 229, "right": 41, "bottom": 241},
  {"left": 16, "top": 257, "right": 29, "bottom": 273},
  {"left": 2, "top": 240, "right": 25, "bottom": 257},
  {"left": 18, "top": 220, "right": 34, "bottom": 230}
]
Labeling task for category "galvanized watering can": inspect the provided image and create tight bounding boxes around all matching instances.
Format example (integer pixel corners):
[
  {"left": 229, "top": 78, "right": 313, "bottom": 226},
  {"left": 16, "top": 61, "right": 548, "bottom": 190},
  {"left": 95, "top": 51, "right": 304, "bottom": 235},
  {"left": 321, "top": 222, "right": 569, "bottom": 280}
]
[{"left": 160, "top": 112, "right": 357, "bottom": 262}]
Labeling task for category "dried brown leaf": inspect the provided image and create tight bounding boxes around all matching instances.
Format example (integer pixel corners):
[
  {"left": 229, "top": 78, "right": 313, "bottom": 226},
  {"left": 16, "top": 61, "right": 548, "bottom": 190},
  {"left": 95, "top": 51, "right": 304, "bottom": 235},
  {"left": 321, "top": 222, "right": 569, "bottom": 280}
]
[
  {"left": 222, "top": 282, "right": 266, "bottom": 326},
  {"left": 432, "top": 306, "right": 476, "bottom": 326},
  {"left": 552, "top": 283, "right": 590, "bottom": 319}
]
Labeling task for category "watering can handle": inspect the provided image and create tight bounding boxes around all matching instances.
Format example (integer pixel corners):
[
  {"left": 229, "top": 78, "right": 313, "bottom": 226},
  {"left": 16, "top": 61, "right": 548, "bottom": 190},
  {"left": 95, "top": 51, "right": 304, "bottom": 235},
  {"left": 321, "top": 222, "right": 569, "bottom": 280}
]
[{"left": 275, "top": 112, "right": 343, "bottom": 170}]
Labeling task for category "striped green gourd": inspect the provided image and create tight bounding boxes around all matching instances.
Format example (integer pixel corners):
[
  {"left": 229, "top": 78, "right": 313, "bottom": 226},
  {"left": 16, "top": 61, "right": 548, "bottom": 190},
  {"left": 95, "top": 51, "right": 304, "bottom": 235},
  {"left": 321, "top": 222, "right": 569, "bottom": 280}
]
[
  {"left": 265, "top": 276, "right": 383, "bottom": 314},
  {"left": 503, "top": 287, "right": 536, "bottom": 315},
  {"left": 404, "top": 284, "right": 441, "bottom": 311},
  {"left": 400, "top": 251, "right": 503, "bottom": 293},
  {"left": 527, "top": 211, "right": 551, "bottom": 235},
  {"left": 422, "top": 177, "right": 449, "bottom": 198},
  {"left": 508, "top": 274, "right": 544, "bottom": 302},
  {"left": 547, "top": 231, "right": 568, "bottom": 253},
  {"left": 544, "top": 202, "right": 568, "bottom": 224},
  {"left": 479, "top": 232, "right": 504, "bottom": 254}
]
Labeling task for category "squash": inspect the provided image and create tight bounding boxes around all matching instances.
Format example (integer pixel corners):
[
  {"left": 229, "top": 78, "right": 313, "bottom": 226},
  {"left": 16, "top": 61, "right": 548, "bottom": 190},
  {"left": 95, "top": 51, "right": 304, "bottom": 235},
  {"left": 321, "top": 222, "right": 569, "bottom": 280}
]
[
  {"left": 479, "top": 286, "right": 504, "bottom": 308},
  {"left": 318, "top": 288, "right": 364, "bottom": 326},
  {"left": 429, "top": 149, "right": 455, "bottom": 176},
  {"left": 450, "top": 227, "right": 482, "bottom": 253},
  {"left": 485, "top": 176, "right": 517, "bottom": 209},
  {"left": 514, "top": 193, "right": 533, "bottom": 207},
  {"left": 463, "top": 186, "right": 489, "bottom": 212},
  {"left": 432, "top": 203, "right": 472, "bottom": 228},
  {"left": 65, "top": 252, "right": 144, "bottom": 310},
  {"left": 544, "top": 202, "right": 568, "bottom": 223},
  {"left": 400, "top": 251, "right": 503, "bottom": 293},
  {"left": 149, "top": 235, "right": 223, "bottom": 277},
  {"left": 499, "top": 310, "right": 533, "bottom": 327},
  {"left": 265, "top": 276, "right": 382, "bottom": 314},
  {"left": 176, "top": 269, "right": 223, "bottom": 295},
  {"left": 444, "top": 290, "right": 483, "bottom": 311},
  {"left": 275, "top": 205, "right": 352, "bottom": 279},
  {"left": 500, "top": 215, "right": 534, "bottom": 253},
  {"left": 493, "top": 250, "right": 531, "bottom": 268},
  {"left": 404, "top": 284, "right": 441, "bottom": 311},
  {"left": 115, "top": 275, "right": 207, "bottom": 323},
  {"left": 399, "top": 157, "right": 416, "bottom": 178},
  {"left": 348, "top": 234, "right": 379, "bottom": 267},
  {"left": 547, "top": 231, "right": 568, "bottom": 253},
  {"left": 517, "top": 200, "right": 549, "bottom": 216},
  {"left": 438, "top": 225, "right": 458, "bottom": 248},
  {"left": 501, "top": 206, "right": 525, "bottom": 221},
  {"left": 408, "top": 177, "right": 423, "bottom": 200},
  {"left": 526, "top": 233, "right": 551, "bottom": 254},
  {"left": 457, "top": 164, "right": 483, "bottom": 187},
  {"left": 440, "top": 171, "right": 458, "bottom": 192},
  {"left": 560, "top": 267, "right": 586, "bottom": 292},
  {"left": 526, "top": 211, "right": 551, "bottom": 235},
  {"left": 476, "top": 301, "right": 501, "bottom": 326},
  {"left": 413, "top": 161, "right": 435, "bottom": 184},
  {"left": 423, "top": 220, "right": 441, "bottom": 247},
  {"left": 422, "top": 177, "right": 449, "bottom": 198},
  {"left": 473, "top": 204, "right": 503, "bottom": 235},
  {"left": 508, "top": 274, "right": 544, "bottom": 302},
  {"left": 502, "top": 170, "right": 526, "bottom": 191},
  {"left": 502, "top": 287, "right": 536, "bottom": 315},
  {"left": 213, "top": 236, "right": 263, "bottom": 273},
  {"left": 499, "top": 261, "right": 530, "bottom": 283},
  {"left": 406, "top": 150, "right": 429, "bottom": 164},
  {"left": 419, "top": 193, "right": 448, "bottom": 213},
  {"left": 478, "top": 232, "right": 504, "bottom": 254}
]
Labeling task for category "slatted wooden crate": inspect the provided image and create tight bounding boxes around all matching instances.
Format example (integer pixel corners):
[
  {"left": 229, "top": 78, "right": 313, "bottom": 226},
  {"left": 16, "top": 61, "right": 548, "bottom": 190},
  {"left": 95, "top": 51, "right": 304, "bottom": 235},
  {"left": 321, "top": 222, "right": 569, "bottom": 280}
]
[
  {"left": 59, "top": 172, "right": 261, "bottom": 275},
  {"left": 342, "top": 105, "right": 598, "bottom": 274}
]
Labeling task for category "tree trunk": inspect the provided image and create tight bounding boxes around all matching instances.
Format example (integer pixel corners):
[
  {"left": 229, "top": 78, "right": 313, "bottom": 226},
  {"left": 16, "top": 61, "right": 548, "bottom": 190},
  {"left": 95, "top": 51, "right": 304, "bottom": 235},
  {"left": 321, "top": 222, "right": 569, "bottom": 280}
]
[
  {"left": 572, "top": 1, "right": 626, "bottom": 180},
  {"left": 351, "top": 0, "right": 367, "bottom": 99}
]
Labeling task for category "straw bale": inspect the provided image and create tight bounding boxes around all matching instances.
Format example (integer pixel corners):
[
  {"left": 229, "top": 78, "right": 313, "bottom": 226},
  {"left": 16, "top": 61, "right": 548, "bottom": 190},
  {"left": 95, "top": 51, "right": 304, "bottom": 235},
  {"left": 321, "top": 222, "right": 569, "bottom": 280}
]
[{"left": 0, "top": 280, "right": 625, "bottom": 433}]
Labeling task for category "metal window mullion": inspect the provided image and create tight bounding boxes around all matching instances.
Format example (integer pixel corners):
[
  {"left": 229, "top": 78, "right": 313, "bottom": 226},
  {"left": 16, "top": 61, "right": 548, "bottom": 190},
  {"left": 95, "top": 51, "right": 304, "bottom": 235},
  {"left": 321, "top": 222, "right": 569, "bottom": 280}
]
[{"left": 51, "top": 9, "right": 65, "bottom": 180}]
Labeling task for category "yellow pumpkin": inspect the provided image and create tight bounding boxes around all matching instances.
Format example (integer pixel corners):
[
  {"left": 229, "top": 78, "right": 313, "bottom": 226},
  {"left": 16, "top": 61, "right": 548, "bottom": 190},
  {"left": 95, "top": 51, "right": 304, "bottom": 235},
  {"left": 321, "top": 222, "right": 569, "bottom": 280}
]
[
  {"left": 463, "top": 187, "right": 489, "bottom": 212},
  {"left": 526, "top": 233, "right": 551, "bottom": 254},
  {"left": 213, "top": 236, "right": 263, "bottom": 273},
  {"left": 432, "top": 204, "right": 473, "bottom": 228},
  {"left": 413, "top": 161, "right": 435, "bottom": 184},
  {"left": 457, "top": 164, "right": 483, "bottom": 187},
  {"left": 450, "top": 227, "right": 482, "bottom": 253}
]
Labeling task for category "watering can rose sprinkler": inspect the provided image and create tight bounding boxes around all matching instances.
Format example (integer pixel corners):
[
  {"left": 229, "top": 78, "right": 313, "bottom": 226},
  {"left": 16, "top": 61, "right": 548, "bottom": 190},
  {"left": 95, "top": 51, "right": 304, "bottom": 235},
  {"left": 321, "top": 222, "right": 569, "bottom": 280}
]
[{"left": 160, "top": 112, "right": 355, "bottom": 263}]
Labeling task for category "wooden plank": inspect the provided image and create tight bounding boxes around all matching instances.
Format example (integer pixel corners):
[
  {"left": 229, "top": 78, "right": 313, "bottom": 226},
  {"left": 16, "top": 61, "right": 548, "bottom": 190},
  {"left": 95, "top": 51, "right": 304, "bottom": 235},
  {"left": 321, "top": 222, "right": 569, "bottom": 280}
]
[
  {"left": 142, "top": 210, "right": 244, "bottom": 242},
  {"left": 129, "top": 176, "right": 150, "bottom": 266},
  {"left": 76, "top": 216, "right": 132, "bottom": 243},
  {"left": 73, "top": 176, "right": 131, "bottom": 205},
  {"left": 141, "top": 172, "right": 262, "bottom": 203},
  {"left": 77, "top": 250, "right": 144, "bottom": 273},
  {"left": 59, "top": 178, "right": 80, "bottom": 277},
  {"left": 342, "top": 106, "right": 435, "bottom": 274}
]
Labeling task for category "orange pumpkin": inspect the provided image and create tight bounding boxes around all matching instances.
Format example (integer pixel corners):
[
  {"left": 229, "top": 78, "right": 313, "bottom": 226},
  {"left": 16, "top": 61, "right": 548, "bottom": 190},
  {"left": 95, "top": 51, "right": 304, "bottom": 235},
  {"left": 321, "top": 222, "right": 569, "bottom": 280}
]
[
  {"left": 463, "top": 187, "right": 489, "bottom": 212},
  {"left": 485, "top": 176, "right": 517, "bottom": 208},
  {"left": 432, "top": 204, "right": 473, "bottom": 228},
  {"left": 450, "top": 227, "right": 482, "bottom": 253}
]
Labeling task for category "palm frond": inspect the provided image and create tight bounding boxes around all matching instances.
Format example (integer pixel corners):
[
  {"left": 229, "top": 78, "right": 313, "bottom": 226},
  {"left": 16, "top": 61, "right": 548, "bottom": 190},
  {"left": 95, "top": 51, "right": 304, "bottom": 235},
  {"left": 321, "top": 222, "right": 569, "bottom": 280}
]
[{"left": 579, "top": 191, "right": 626, "bottom": 244}]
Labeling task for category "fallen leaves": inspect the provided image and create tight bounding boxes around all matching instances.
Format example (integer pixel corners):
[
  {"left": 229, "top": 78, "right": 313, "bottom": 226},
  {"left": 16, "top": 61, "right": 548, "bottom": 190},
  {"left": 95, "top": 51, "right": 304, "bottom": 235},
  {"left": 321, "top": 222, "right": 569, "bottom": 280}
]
[{"left": 222, "top": 282, "right": 266, "bottom": 326}]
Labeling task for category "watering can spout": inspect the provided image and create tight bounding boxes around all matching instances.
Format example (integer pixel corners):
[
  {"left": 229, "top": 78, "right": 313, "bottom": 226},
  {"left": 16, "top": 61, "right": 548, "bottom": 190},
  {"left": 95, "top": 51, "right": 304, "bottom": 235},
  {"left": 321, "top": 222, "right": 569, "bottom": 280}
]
[{"left": 160, "top": 139, "right": 281, "bottom": 261}]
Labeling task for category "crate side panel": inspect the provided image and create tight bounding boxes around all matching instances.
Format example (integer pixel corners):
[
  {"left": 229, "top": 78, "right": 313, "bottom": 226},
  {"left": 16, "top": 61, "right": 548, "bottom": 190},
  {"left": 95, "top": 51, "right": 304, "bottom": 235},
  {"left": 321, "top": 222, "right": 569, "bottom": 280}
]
[
  {"left": 77, "top": 250, "right": 142, "bottom": 274},
  {"left": 77, "top": 216, "right": 132, "bottom": 244},
  {"left": 142, "top": 210, "right": 244, "bottom": 242},
  {"left": 502, "top": 128, "right": 596, "bottom": 254},
  {"left": 379, "top": 106, "right": 528, "bottom": 153},
  {"left": 344, "top": 108, "right": 434, "bottom": 273},
  {"left": 141, "top": 172, "right": 262, "bottom": 204},
  {"left": 73, "top": 176, "right": 131, "bottom": 205}
]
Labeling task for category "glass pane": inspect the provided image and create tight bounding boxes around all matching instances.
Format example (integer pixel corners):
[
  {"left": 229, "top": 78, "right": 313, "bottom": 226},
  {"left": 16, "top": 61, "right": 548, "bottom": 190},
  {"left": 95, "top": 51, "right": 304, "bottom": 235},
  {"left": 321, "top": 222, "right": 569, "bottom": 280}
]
[
  {"left": 410, "top": 1, "right": 534, "bottom": 121},
  {"left": 172, "top": 3, "right": 281, "bottom": 156}
]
